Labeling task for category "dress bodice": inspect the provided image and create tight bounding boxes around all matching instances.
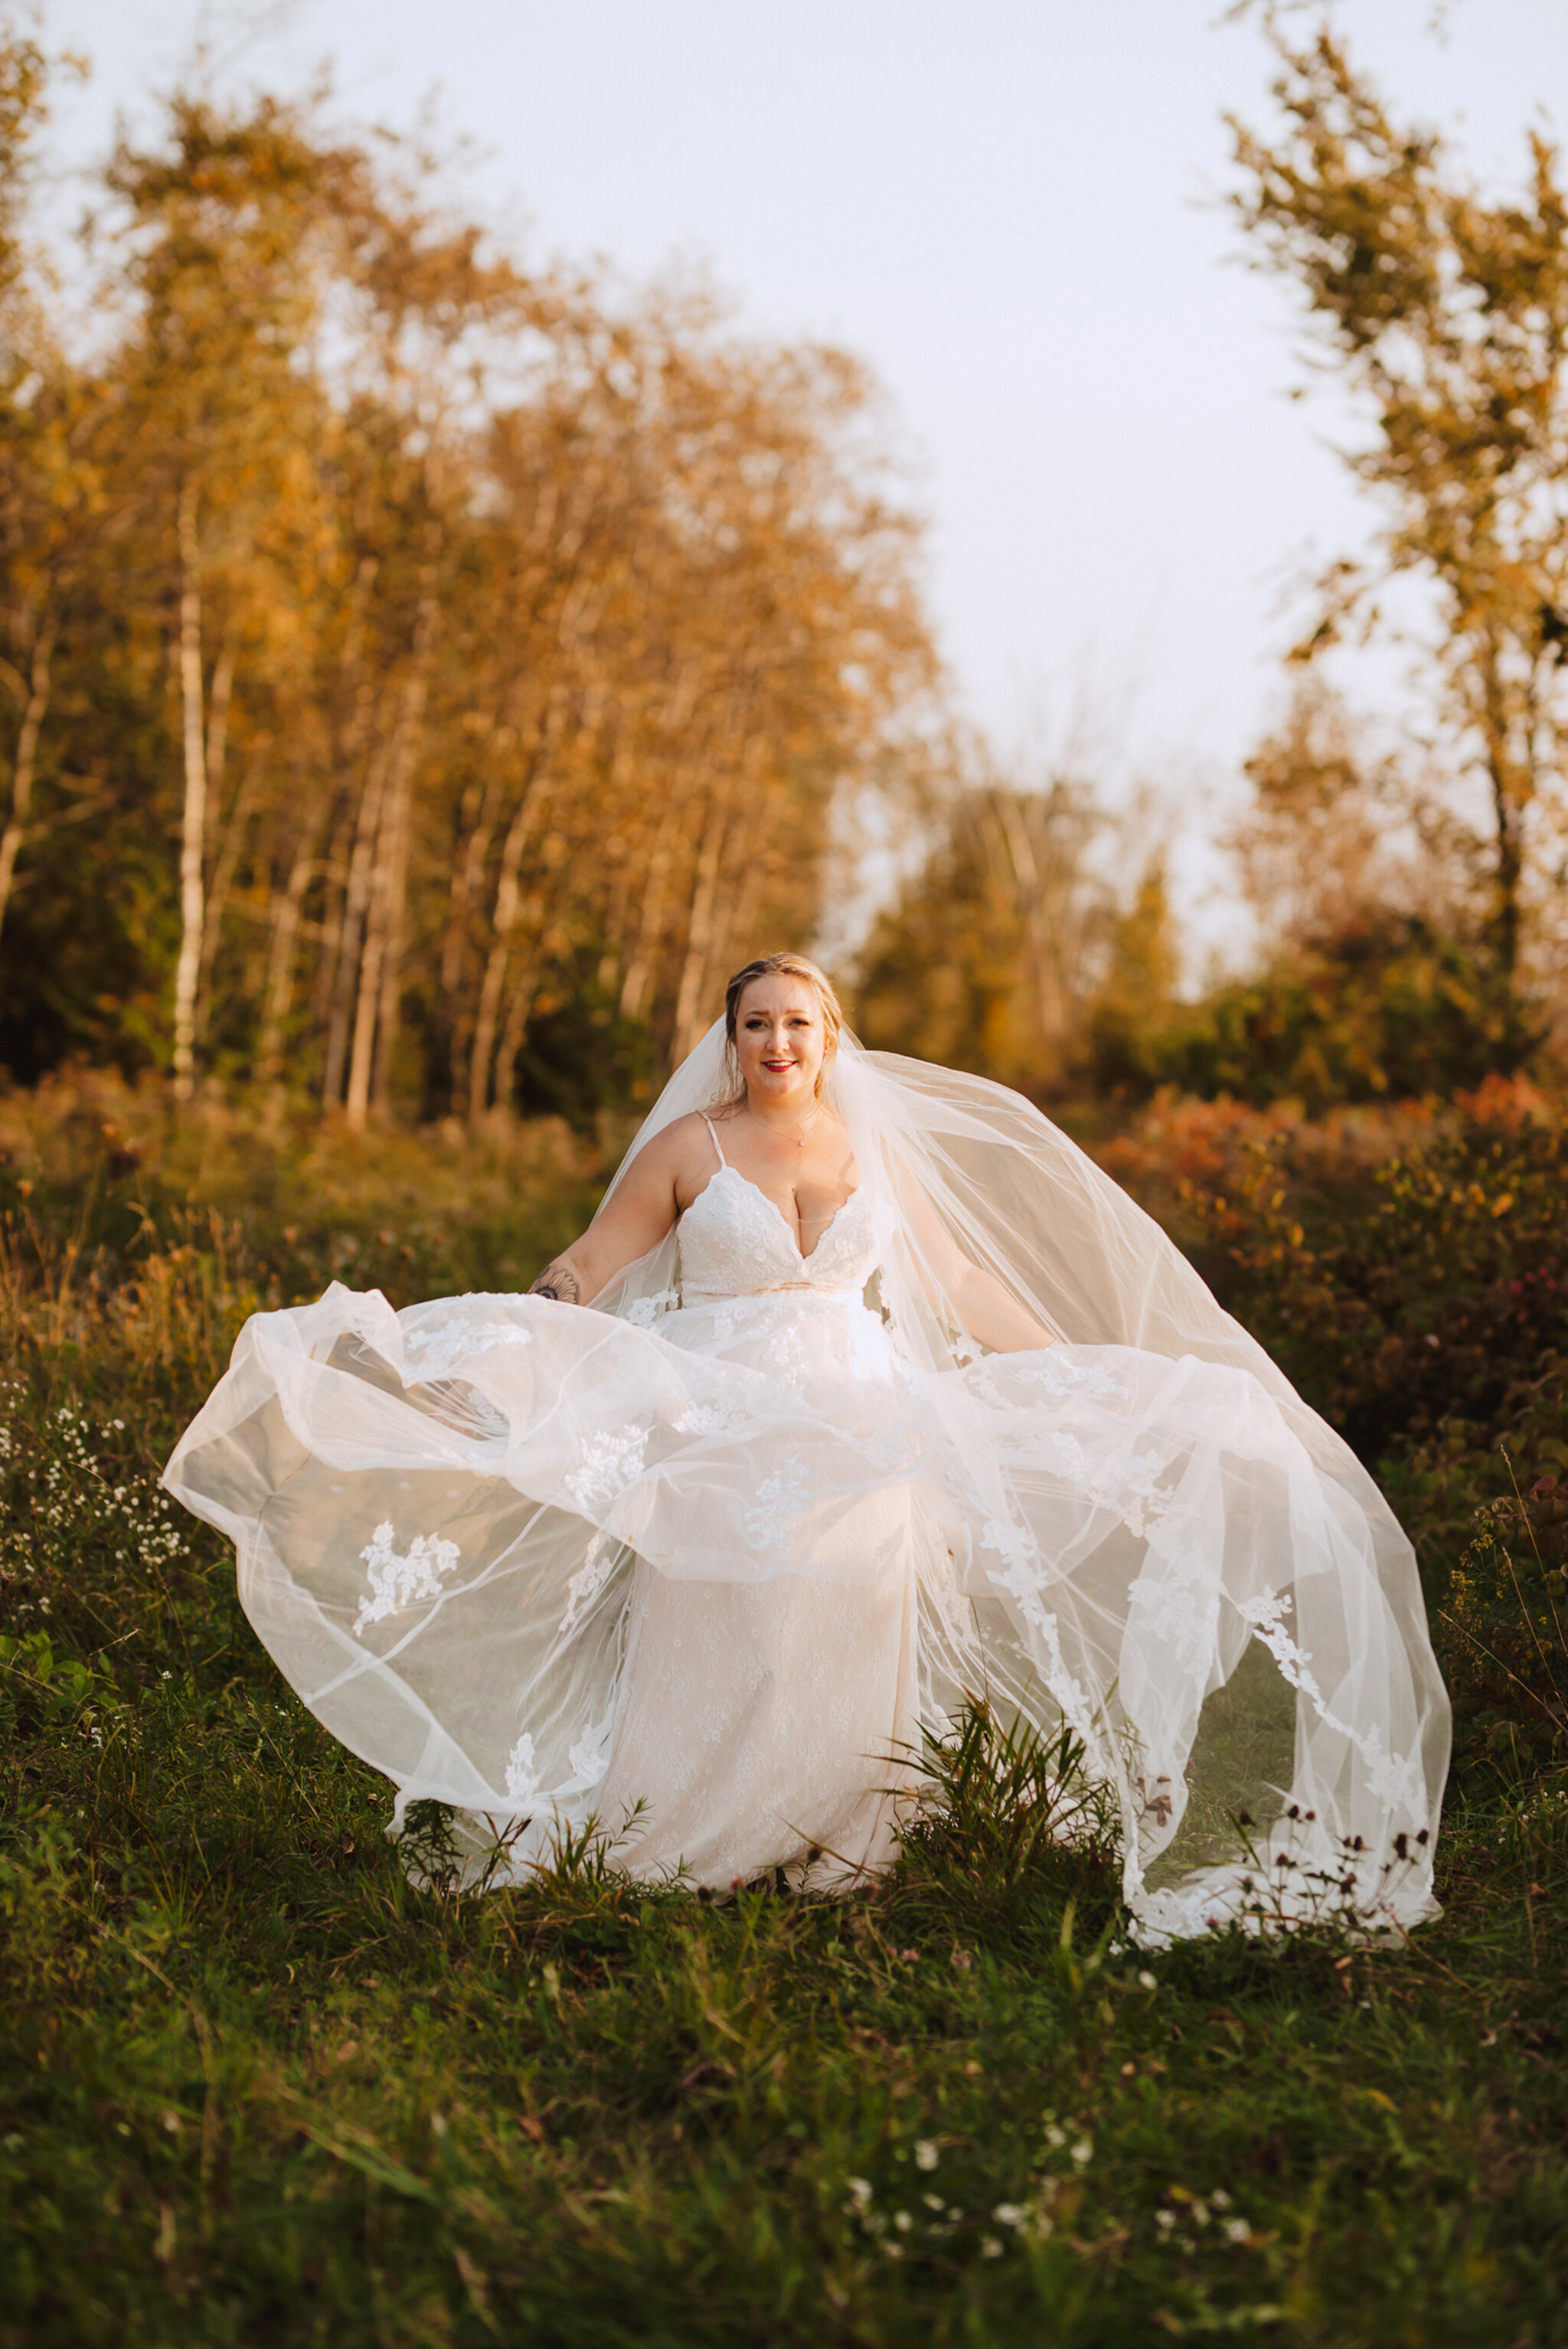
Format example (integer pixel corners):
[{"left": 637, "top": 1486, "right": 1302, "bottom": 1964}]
[{"left": 678, "top": 1163, "right": 881, "bottom": 1302}]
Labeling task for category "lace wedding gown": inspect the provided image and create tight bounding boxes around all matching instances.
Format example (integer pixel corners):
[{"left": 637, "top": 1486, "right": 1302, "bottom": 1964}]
[{"left": 164, "top": 1054, "right": 1451, "bottom": 1944}]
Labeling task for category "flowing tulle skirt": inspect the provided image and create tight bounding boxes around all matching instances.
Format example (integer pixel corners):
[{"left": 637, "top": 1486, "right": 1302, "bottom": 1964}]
[{"left": 163, "top": 1280, "right": 1449, "bottom": 1941}]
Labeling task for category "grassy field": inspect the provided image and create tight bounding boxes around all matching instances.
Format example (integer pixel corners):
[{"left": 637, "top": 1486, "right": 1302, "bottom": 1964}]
[{"left": 2, "top": 1074, "right": 1565, "bottom": 2347}]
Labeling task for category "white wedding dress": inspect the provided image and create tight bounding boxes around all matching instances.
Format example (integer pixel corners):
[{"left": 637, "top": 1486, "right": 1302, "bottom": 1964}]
[{"left": 164, "top": 1034, "right": 1451, "bottom": 1944}]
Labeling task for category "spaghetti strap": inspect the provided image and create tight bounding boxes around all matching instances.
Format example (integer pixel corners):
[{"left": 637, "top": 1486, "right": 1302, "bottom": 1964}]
[{"left": 700, "top": 1112, "right": 726, "bottom": 1168}]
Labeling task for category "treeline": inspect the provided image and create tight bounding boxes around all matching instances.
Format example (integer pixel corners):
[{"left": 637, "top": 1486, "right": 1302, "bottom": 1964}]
[
  {"left": 2, "top": 22, "right": 1564, "bottom": 1125},
  {"left": 864, "top": 27, "right": 1568, "bottom": 1112},
  {"left": 0, "top": 35, "right": 933, "bottom": 1120}
]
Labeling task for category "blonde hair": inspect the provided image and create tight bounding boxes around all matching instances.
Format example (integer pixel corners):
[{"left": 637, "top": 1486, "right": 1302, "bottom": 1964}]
[{"left": 717, "top": 952, "right": 844, "bottom": 1109}]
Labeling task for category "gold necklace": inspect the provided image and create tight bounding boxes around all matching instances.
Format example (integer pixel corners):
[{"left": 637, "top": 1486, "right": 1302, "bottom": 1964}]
[{"left": 745, "top": 1099, "right": 819, "bottom": 1149}]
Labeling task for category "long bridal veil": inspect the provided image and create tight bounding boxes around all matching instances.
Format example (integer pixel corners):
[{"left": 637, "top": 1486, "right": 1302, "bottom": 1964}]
[
  {"left": 164, "top": 1019, "right": 1449, "bottom": 1943},
  {"left": 593, "top": 1022, "right": 1449, "bottom": 1939}
]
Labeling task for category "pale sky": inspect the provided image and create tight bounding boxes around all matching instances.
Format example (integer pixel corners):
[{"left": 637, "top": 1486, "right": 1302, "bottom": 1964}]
[{"left": 38, "top": 0, "right": 1568, "bottom": 939}]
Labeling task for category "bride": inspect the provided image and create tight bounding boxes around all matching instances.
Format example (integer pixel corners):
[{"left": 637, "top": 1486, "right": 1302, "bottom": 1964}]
[{"left": 164, "top": 952, "right": 1450, "bottom": 1943}]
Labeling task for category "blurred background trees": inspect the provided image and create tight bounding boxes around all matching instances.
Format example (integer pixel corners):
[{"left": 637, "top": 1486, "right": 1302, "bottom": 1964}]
[
  {"left": 0, "top": 42, "right": 933, "bottom": 1122},
  {"left": 0, "top": 15, "right": 1563, "bottom": 1129}
]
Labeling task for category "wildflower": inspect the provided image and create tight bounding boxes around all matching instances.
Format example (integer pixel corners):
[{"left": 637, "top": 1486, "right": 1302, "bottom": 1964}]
[
  {"left": 1137, "top": 1968, "right": 1158, "bottom": 1991},
  {"left": 844, "top": 2177, "right": 873, "bottom": 2210},
  {"left": 922, "top": 2194, "right": 944, "bottom": 2213},
  {"left": 1210, "top": 2190, "right": 1231, "bottom": 2210},
  {"left": 1044, "top": 2123, "right": 1067, "bottom": 2149},
  {"left": 914, "top": 2139, "right": 939, "bottom": 2171},
  {"left": 980, "top": 2236, "right": 1004, "bottom": 2259},
  {"left": 1155, "top": 2210, "right": 1176, "bottom": 2232},
  {"left": 992, "top": 2203, "right": 1026, "bottom": 2227},
  {"left": 1223, "top": 2217, "right": 1250, "bottom": 2243},
  {"left": 1070, "top": 2138, "right": 1093, "bottom": 2168}
]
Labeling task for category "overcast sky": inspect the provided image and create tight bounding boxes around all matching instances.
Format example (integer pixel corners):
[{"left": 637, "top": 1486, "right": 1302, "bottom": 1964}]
[{"left": 38, "top": 0, "right": 1568, "bottom": 927}]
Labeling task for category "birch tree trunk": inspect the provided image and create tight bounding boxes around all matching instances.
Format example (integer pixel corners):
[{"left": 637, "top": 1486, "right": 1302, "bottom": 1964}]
[
  {"left": 346, "top": 594, "right": 437, "bottom": 1130},
  {"left": 256, "top": 803, "right": 322, "bottom": 1086},
  {"left": 670, "top": 795, "right": 730, "bottom": 1067},
  {"left": 467, "top": 744, "right": 557, "bottom": 1121},
  {"left": 322, "top": 743, "right": 388, "bottom": 1109},
  {"left": 0, "top": 602, "right": 59, "bottom": 946},
  {"left": 170, "top": 482, "right": 211, "bottom": 1099}
]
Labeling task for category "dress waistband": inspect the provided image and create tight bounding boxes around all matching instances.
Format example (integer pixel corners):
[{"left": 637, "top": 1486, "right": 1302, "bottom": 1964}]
[{"left": 681, "top": 1285, "right": 863, "bottom": 1305}]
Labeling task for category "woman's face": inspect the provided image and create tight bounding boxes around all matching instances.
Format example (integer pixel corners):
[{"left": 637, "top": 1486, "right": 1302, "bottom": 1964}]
[{"left": 734, "top": 975, "right": 831, "bottom": 1114}]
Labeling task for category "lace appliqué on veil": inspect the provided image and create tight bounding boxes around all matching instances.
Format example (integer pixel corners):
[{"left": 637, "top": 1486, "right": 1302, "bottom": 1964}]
[
  {"left": 622, "top": 1289, "right": 681, "bottom": 1330},
  {"left": 560, "top": 1531, "right": 623, "bottom": 1634},
  {"left": 1240, "top": 1588, "right": 1423, "bottom": 1812},
  {"left": 745, "top": 1455, "right": 811, "bottom": 1565},
  {"left": 564, "top": 1424, "right": 652, "bottom": 1512},
  {"left": 354, "top": 1521, "right": 461, "bottom": 1635},
  {"left": 402, "top": 1318, "right": 534, "bottom": 1383},
  {"left": 505, "top": 1731, "right": 541, "bottom": 1806}
]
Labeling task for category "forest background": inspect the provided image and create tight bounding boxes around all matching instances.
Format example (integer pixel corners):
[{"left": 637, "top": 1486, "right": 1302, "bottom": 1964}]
[
  {"left": 2, "top": 8, "right": 1568, "bottom": 2344},
  {"left": 0, "top": 9, "right": 1562, "bottom": 1126}
]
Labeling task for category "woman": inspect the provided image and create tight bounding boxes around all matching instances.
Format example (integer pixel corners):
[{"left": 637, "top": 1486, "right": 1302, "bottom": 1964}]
[{"left": 165, "top": 953, "right": 1450, "bottom": 1943}]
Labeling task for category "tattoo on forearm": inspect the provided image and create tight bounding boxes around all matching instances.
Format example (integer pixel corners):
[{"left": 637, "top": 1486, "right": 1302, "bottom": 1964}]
[{"left": 528, "top": 1262, "right": 581, "bottom": 1305}]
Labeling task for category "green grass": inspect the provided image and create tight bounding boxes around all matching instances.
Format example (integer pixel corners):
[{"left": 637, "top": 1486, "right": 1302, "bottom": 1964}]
[{"left": 1, "top": 1083, "right": 1566, "bottom": 2346}]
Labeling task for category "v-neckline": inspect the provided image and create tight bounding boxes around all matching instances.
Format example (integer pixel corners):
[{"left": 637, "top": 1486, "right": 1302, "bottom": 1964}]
[{"left": 701, "top": 1161, "right": 858, "bottom": 1266}]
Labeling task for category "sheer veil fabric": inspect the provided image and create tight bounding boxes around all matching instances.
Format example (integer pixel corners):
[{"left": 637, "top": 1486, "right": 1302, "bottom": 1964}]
[{"left": 163, "top": 1021, "right": 1450, "bottom": 1944}]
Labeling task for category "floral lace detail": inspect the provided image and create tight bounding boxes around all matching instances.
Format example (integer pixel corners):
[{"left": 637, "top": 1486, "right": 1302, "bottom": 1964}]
[
  {"left": 674, "top": 1388, "right": 756, "bottom": 1438},
  {"left": 848, "top": 1416, "right": 924, "bottom": 1474},
  {"left": 964, "top": 1351, "right": 1131, "bottom": 1410},
  {"left": 622, "top": 1289, "right": 681, "bottom": 1330},
  {"left": 978, "top": 1516, "right": 1098, "bottom": 1743},
  {"left": 1046, "top": 1426, "right": 1175, "bottom": 1541},
  {"left": 564, "top": 1424, "right": 651, "bottom": 1512},
  {"left": 568, "top": 1717, "right": 612, "bottom": 1789},
  {"left": 1240, "top": 1589, "right": 1423, "bottom": 1812},
  {"left": 678, "top": 1161, "right": 881, "bottom": 1302},
  {"left": 560, "top": 1531, "right": 623, "bottom": 1634},
  {"left": 745, "top": 1455, "right": 811, "bottom": 1564},
  {"left": 1126, "top": 1538, "right": 1219, "bottom": 1677},
  {"left": 505, "top": 1731, "right": 541, "bottom": 1806},
  {"left": 354, "top": 1521, "right": 461, "bottom": 1635},
  {"left": 402, "top": 1318, "right": 534, "bottom": 1383}
]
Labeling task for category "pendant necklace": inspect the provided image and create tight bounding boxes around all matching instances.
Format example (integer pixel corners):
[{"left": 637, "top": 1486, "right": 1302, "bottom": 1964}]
[{"left": 746, "top": 1099, "right": 818, "bottom": 1149}]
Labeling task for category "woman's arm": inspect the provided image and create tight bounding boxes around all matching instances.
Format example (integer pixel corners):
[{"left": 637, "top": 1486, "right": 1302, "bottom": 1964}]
[
  {"left": 947, "top": 1259, "right": 1057, "bottom": 1354},
  {"left": 528, "top": 1125, "right": 690, "bottom": 1307},
  {"left": 891, "top": 1161, "right": 1057, "bottom": 1354}
]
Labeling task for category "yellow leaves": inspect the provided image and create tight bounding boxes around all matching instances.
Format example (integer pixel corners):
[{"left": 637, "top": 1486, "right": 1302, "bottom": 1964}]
[
  {"left": 1491, "top": 1192, "right": 1514, "bottom": 1218},
  {"left": 1289, "top": 1224, "right": 1305, "bottom": 1248}
]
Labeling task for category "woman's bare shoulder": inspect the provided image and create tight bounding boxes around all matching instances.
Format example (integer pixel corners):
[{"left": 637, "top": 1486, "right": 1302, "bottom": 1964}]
[{"left": 622, "top": 1112, "right": 718, "bottom": 1182}]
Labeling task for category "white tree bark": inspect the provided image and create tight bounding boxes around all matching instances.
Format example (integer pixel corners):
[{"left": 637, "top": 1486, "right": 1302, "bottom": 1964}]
[
  {"left": 171, "top": 482, "right": 208, "bottom": 1100},
  {"left": 0, "top": 603, "right": 60, "bottom": 946}
]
